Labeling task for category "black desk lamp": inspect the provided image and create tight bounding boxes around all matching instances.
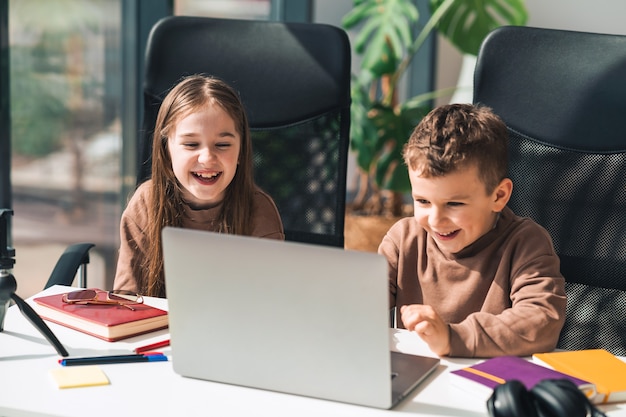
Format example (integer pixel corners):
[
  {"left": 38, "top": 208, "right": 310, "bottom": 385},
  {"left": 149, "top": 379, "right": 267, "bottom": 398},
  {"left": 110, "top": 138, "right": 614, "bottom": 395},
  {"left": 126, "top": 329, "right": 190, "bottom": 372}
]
[{"left": 0, "top": 208, "right": 69, "bottom": 357}]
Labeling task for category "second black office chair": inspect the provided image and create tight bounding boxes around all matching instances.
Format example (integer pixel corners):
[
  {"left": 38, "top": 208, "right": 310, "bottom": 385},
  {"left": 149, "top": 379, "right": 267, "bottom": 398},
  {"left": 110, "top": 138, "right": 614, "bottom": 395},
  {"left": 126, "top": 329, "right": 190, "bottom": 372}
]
[
  {"left": 138, "top": 16, "right": 351, "bottom": 247},
  {"left": 43, "top": 242, "right": 95, "bottom": 289},
  {"left": 473, "top": 26, "right": 626, "bottom": 356}
]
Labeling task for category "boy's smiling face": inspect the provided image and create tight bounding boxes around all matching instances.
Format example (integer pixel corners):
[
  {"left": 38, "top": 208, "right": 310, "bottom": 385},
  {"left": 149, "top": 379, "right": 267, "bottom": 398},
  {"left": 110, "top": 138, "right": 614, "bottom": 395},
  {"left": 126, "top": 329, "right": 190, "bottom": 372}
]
[{"left": 409, "top": 162, "right": 512, "bottom": 253}]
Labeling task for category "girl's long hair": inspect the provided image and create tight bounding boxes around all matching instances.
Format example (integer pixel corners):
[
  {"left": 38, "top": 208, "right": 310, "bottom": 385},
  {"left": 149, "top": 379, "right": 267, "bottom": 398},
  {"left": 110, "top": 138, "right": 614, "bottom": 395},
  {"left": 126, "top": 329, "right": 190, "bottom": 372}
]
[{"left": 143, "top": 75, "right": 255, "bottom": 297}]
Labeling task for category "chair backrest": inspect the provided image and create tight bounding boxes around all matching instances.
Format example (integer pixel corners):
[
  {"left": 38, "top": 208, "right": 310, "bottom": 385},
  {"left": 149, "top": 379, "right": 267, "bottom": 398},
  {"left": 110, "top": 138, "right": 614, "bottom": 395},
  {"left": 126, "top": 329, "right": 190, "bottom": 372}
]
[
  {"left": 139, "top": 16, "right": 351, "bottom": 247},
  {"left": 43, "top": 243, "right": 95, "bottom": 289},
  {"left": 473, "top": 25, "right": 626, "bottom": 355}
]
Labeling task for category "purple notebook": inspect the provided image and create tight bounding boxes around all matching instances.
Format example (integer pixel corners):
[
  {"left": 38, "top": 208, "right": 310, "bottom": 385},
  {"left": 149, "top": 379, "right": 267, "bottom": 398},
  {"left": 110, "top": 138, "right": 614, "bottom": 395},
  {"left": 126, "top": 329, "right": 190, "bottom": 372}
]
[{"left": 450, "top": 355, "right": 596, "bottom": 398}]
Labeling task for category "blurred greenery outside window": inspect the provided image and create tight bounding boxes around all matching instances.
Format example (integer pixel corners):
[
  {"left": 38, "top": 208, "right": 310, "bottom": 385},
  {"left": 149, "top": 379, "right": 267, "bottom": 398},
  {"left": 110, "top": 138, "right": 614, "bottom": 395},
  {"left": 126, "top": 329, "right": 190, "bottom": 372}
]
[
  {"left": 9, "top": 0, "right": 122, "bottom": 295},
  {"left": 8, "top": 0, "right": 270, "bottom": 296}
]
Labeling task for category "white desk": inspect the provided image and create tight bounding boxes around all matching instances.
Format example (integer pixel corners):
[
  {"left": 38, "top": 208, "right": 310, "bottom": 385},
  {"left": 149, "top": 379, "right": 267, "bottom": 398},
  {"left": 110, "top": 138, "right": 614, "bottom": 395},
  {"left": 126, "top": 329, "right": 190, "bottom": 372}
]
[{"left": 1, "top": 285, "right": 625, "bottom": 417}]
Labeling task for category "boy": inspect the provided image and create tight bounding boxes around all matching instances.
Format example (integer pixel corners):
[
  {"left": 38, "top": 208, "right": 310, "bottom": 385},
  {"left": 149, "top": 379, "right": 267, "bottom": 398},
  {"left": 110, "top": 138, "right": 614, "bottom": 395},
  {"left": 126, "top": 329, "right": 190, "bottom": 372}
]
[{"left": 378, "top": 103, "right": 566, "bottom": 358}]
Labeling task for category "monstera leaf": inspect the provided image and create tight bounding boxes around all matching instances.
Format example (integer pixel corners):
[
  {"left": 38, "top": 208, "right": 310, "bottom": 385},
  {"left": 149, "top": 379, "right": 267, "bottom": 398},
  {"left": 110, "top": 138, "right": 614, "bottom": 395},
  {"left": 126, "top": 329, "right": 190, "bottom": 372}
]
[
  {"left": 431, "top": 0, "right": 528, "bottom": 55},
  {"left": 342, "top": 0, "right": 419, "bottom": 77}
]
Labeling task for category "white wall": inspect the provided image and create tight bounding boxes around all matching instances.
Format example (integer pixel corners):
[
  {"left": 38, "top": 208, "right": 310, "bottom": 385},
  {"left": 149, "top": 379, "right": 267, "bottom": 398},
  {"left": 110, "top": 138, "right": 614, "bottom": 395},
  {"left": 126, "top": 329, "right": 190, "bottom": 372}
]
[{"left": 524, "top": 0, "right": 626, "bottom": 35}]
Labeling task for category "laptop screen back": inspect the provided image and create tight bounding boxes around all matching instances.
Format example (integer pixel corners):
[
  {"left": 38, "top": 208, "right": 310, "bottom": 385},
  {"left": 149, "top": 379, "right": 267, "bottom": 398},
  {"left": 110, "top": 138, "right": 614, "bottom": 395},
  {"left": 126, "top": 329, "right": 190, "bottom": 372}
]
[{"left": 162, "top": 227, "right": 394, "bottom": 408}]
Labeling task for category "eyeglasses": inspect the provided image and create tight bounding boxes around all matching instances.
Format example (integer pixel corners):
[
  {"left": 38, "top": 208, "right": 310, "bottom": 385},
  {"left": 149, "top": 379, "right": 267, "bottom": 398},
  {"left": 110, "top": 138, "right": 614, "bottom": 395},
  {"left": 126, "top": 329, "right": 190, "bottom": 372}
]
[{"left": 62, "top": 289, "right": 144, "bottom": 311}]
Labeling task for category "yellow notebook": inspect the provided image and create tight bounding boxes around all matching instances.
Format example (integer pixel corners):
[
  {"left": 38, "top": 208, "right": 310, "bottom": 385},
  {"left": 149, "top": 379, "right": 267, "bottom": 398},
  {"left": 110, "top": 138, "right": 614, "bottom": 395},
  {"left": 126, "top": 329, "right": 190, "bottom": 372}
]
[
  {"left": 49, "top": 366, "right": 110, "bottom": 389},
  {"left": 532, "top": 349, "right": 626, "bottom": 404}
]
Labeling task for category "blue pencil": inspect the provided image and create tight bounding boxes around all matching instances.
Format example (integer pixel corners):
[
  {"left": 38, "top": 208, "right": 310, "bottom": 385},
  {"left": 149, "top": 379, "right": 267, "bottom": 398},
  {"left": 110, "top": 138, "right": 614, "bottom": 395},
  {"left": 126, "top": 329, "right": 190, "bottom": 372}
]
[{"left": 59, "top": 353, "right": 167, "bottom": 366}]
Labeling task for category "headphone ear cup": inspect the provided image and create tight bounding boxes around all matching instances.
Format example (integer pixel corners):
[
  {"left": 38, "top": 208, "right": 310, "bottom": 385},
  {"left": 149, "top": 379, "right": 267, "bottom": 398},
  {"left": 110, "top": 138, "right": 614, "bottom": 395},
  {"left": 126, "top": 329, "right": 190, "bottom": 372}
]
[
  {"left": 487, "top": 380, "right": 539, "bottom": 417},
  {"left": 531, "top": 379, "right": 602, "bottom": 417}
]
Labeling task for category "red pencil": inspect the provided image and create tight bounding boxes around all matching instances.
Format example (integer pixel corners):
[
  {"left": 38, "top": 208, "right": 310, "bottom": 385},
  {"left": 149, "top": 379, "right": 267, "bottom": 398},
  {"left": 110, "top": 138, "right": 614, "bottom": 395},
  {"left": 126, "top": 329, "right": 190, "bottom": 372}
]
[{"left": 134, "top": 339, "right": 170, "bottom": 353}]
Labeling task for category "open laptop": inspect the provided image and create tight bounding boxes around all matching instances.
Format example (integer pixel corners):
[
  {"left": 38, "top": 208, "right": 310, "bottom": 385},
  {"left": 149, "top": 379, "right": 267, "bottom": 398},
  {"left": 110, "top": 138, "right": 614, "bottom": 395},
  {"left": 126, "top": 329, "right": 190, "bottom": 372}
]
[{"left": 162, "top": 227, "right": 440, "bottom": 409}]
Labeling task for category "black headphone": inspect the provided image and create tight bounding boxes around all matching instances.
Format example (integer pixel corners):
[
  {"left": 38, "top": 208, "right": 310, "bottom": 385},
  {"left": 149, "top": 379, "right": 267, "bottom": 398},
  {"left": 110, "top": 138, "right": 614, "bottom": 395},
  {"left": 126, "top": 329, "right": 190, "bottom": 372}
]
[{"left": 487, "top": 378, "right": 607, "bottom": 417}]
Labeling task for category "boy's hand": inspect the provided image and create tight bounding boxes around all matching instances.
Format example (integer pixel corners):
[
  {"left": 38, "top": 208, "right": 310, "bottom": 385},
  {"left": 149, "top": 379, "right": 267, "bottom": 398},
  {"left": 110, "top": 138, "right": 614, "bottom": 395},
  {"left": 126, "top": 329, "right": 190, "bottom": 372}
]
[{"left": 400, "top": 304, "right": 451, "bottom": 356}]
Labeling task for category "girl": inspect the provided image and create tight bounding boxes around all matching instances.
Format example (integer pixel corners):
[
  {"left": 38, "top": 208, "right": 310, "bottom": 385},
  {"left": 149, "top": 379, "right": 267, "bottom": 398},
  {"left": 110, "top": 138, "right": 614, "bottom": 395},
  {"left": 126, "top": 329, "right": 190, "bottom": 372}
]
[{"left": 114, "top": 75, "right": 284, "bottom": 297}]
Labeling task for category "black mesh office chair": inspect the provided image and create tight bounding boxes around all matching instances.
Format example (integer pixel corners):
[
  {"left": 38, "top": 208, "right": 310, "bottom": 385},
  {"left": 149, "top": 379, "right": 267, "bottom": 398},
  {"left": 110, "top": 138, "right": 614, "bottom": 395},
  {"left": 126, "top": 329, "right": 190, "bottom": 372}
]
[
  {"left": 473, "top": 26, "right": 626, "bottom": 355},
  {"left": 138, "top": 16, "right": 351, "bottom": 247},
  {"left": 43, "top": 242, "right": 95, "bottom": 289}
]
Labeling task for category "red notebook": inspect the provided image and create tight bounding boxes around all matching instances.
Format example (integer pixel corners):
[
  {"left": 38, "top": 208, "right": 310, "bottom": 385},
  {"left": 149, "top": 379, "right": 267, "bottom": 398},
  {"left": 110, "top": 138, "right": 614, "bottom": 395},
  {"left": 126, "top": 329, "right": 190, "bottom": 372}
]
[{"left": 32, "top": 290, "right": 168, "bottom": 342}]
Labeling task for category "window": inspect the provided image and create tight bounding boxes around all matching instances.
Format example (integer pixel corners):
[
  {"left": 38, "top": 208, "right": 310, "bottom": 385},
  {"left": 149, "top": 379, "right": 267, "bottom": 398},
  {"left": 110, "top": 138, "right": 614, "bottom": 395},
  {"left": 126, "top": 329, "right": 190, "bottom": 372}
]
[{"left": 9, "top": 0, "right": 122, "bottom": 297}]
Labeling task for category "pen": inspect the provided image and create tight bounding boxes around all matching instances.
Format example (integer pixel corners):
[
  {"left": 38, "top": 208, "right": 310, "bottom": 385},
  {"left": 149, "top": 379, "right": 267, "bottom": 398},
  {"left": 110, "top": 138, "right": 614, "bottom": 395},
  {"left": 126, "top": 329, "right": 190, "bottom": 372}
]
[
  {"left": 134, "top": 339, "right": 170, "bottom": 353},
  {"left": 59, "top": 353, "right": 168, "bottom": 366}
]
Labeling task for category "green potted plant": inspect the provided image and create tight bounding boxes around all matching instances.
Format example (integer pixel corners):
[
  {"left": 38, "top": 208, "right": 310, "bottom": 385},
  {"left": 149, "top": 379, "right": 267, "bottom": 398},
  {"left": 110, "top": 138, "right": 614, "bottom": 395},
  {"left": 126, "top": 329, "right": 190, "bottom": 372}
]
[{"left": 342, "top": 0, "right": 528, "bottom": 216}]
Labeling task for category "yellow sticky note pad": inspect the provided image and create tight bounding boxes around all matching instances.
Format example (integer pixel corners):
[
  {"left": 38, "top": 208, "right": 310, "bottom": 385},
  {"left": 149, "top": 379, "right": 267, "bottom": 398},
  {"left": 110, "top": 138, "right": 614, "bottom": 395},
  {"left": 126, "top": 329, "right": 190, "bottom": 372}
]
[{"left": 49, "top": 365, "right": 110, "bottom": 389}]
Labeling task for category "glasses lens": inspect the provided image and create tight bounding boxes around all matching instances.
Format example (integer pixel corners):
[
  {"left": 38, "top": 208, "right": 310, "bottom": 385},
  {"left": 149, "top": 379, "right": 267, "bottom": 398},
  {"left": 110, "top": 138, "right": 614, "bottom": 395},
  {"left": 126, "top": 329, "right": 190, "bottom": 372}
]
[
  {"left": 108, "top": 290, "right": 141, "bottom": 302},
  {"left": 64, "top": 289, "right": 98, "bottom": 302}
]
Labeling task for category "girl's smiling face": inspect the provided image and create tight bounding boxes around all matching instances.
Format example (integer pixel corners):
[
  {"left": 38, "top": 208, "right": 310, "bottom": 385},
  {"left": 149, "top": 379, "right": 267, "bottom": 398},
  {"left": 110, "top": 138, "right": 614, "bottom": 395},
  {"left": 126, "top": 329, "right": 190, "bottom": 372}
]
[
  {"left": 409, "top": 162, "right": 511, "bottom": 253},
  {"left": 168, "top": 103, "right": 241, "bottom": 208}
]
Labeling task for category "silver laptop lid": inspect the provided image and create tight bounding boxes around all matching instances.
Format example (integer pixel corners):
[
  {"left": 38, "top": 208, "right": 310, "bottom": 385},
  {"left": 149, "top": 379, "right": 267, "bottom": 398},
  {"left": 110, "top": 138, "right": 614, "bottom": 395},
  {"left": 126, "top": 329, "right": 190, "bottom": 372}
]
[{"left": 162, "top": 227, "right": 394, "bottom": 408}]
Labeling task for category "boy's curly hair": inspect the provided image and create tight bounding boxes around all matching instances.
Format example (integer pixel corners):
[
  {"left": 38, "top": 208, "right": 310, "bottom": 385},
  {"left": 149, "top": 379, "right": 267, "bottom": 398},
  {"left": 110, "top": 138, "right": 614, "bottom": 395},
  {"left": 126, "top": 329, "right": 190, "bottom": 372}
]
[{"left": 403, "top": 103, "right": 509, "bottom": 194}]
